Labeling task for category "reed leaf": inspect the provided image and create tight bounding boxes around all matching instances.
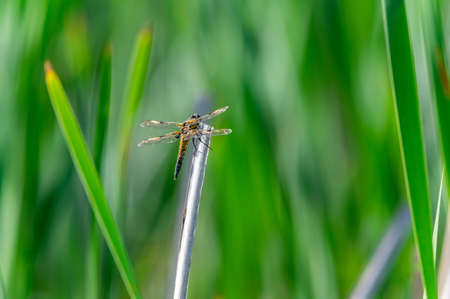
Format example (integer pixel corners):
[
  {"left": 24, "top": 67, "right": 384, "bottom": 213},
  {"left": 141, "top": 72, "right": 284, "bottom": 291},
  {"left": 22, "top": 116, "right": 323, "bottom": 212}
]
[
  {"left": 44, "top": 61, "right": 141, "bottom": 299},
  {"left": 86, "top": 44, "right": 112, "bottom": 299},
  {"left": 381, "top": 0, "right": 437, "bottom": 297},
  {"left": 117, "top": 27, "right": 153, "bottom": 222}
]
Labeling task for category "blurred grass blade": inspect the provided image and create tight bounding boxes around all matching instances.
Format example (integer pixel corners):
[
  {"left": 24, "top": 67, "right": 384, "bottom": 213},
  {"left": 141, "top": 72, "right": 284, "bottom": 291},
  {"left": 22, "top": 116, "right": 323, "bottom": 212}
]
[
  {"left": 432, "top": 49, "right": 450, "bottom": 193},
  {"left": 429, "top": 0, "right": 450, "bottom": 200},
  {"left": 86, "top": 224, "right": 101, "bottom": 299},
  {"left": 350, "top": 206, "right": 410, "bottom": 299},
  {"left": 423, "top": 172, "right": 445, "bottom": 299},
  {"left": 86, "top": 44, "right": 112, "bottom": 299},
  {"left": 93, "top": 44, "right": 112, "bottom": 170},
  {"left": 427, "top": 2, "right": 450, "bottom": 295},
  {"left": 433, "top": 171, "right": 445, "bottom": 259},
  {"left": 439, "top": 223, "right": 450, "bottom": 297},
  {"left": 117, "top": 26, "right": 153, "bottom": 222},
  {"left": 44, "top": 61, "right": 141, "bottom": 299},
  {"left": 381, "top": 0, "right": 437, "bottom": 298},
  {"left": 0, "top": 270, "right": 5, "bottom": 299}
]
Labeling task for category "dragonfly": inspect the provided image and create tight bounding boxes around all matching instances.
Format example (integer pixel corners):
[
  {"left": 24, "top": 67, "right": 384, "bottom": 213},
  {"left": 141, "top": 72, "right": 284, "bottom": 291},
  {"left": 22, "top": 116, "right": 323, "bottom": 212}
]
[{"left": 138, "top": 106, "right": 232, "bottom": 180}]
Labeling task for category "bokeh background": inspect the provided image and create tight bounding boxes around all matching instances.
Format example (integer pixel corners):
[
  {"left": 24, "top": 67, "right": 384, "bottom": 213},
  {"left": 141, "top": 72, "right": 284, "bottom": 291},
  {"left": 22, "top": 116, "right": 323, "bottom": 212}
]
[{"left": 0, "top": 0, "right": 448, "bottom": 298}]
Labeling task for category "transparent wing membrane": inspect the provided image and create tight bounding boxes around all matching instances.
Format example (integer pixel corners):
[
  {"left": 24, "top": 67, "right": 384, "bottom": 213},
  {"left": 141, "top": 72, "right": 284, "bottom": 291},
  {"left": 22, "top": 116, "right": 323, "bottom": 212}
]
[
  {"left": 138, "top": 107, "right": 231, "bottom": 149},
  {"left": 139, "top": 120, "right": 181, "bottom": 128},
  {"left": 138, "top": 133, "right": 179, "bottom": 147},
  {"left": 193, "top": 128, "right": 232, "bottom": 137},
  {"left": 197, "top": 106, "right": 229, "bottom": 121}
]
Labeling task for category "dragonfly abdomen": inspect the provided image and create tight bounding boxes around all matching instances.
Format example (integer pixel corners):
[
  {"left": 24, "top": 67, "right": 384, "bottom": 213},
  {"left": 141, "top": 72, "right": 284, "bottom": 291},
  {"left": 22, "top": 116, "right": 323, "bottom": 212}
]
[{"left": 174, "top": 137, "right": 189, "bottom": 180}]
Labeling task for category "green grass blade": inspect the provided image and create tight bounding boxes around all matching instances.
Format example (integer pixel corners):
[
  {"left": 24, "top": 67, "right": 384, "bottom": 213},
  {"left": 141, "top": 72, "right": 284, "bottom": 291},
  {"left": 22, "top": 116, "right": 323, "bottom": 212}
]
[
  {"left": 429, "top": 0, "right": 450, "bottom": 200},
  {"left": 93, "top": 44, "right": 112, "bottom": 170},
  {"left": 432, "top": 52, "right": 450, "bottom": 191},
  {"left": 381, "top": 1, "right": 437, "bottom": 298},
  {"left": 44, "top": 61, "right": 141, "bottom": 299},
  {"left": 86, "top": 221, "right": 101, "bottom": 299},
  {"left": 432, "top": 172, "right": 445, "bottom": 260},
  {"left": 117, "top": 26, "right": 153, "bottom": 221},
  {"left": 423, "top": 171, "right": 445, "bottom": 299},
  {"left": 86, "top": 44, "right": 112, "bottom": 299}
]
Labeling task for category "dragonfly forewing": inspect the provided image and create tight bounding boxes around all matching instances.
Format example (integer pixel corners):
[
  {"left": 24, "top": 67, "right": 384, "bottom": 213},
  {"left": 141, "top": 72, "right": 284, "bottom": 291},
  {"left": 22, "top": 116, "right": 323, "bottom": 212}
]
[
  {"left": 138, "top": 132, "right": 179, "bottom": 147},
  {"left": 194, "top": 128, "right": 232, "bottom": 137},
  {"left": 139, "top": 120, "right": 181, "bottom": 128},
  {"left": 197, "top": 106, "right": 229, "bottom": 121}
]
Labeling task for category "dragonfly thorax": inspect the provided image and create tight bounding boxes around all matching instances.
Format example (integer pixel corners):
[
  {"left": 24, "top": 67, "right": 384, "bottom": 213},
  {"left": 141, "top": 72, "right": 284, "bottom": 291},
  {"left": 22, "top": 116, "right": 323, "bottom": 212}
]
[{"left": 189, "top": 122, "right": 199, "bottom": 129}]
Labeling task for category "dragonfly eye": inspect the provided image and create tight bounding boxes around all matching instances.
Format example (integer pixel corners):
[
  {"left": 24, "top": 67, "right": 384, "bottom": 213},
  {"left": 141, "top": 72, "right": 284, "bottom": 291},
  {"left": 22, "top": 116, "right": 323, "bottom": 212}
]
[{"left": 191, "top": 113, "right": 200, "bottom": 119}]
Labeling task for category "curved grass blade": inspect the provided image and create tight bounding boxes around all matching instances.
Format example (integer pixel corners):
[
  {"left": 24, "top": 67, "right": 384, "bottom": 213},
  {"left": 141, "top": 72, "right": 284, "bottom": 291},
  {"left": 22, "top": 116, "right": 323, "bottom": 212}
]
[
  {"left": 381, "top": 0, "right": 437, "bottom": 298},
  {"left": 86, "top": 44, "right": 112, "bottom": 299},
  {"left": 44, "top": 61, "right": 141, "bottom": 299},
  {"left": 117, "top": 26, "right": 153, "bottom": 223}
]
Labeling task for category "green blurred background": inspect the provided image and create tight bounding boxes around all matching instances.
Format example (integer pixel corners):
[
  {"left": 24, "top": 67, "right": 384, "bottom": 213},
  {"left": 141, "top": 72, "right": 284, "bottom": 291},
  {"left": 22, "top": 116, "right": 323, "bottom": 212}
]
[{"left": 0, "top": 0, "right": 447, "bottom": 298}]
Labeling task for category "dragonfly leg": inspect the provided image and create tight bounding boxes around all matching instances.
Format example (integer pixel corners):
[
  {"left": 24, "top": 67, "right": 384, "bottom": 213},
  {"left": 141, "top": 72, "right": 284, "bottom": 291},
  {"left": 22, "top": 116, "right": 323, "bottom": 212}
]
[
  {"left": 196, "top": 133, "right": 212, "bottom": 151},
  {"left": 192, "top": 138, "right": 198, "bottom": 152}
]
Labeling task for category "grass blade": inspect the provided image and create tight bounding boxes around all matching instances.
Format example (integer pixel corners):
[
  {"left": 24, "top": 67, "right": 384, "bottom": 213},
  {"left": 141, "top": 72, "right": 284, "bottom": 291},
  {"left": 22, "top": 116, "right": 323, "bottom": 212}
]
[
  {"left": 93, "top": 44, "right": 112, "bottom": 171},
  {"left": 426, "top": 2, "right": 450, "bottom": 294},
  {"left": 117, "top": 26, "right": 153, "bottom": 221},
  {"left": 44, "top": 61, "right": 141, "bottom": 299},
  {"left": 438, "top": 211, "right": 450, "bottom": 296},
  {"left": 86, "top": 44, "right": 112, "bottom": 299},
  {"left": 429, "top": 0, "right": 450, "bottom": 202},
  {"left": 422, "top": 171, "right": 445, "bottom": 299},
  {"left": 432, "top": 171, "right": 445, "bottom": 259},
  {"left": 86, "top": 224, "right": 101, "bottom": 299},
  {"left": 381, "top": 0, "right": 437, "bottom": 298}
]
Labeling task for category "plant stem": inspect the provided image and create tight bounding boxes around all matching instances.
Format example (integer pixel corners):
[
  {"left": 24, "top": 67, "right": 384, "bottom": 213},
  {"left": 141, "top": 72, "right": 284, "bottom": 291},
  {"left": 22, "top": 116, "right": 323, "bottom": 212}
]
[
  {"left": 173, "top": 123, "right": 211, "bottom": 299},
  {"left": 350, "top": 206, "right": 410, "bottom": 299}
]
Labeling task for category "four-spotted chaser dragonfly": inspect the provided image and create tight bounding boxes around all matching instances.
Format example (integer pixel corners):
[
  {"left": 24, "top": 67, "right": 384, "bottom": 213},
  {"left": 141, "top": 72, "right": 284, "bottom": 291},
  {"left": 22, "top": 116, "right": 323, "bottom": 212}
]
[{"left": 138, "top": 106, "right": 232, "bottom": 180}]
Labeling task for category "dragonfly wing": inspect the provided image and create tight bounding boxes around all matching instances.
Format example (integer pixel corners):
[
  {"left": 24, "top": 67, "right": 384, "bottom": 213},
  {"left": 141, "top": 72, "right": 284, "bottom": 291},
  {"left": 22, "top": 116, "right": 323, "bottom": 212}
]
[
  {"left": 187, "top": 128, "right": 232, "bottom": 139},
  {"left": 139, "top": 120, "right": 181, "bottom": 128},
  {"left": 208, "top": 128, "right": 232, "bottom": 136},
  {"left": 197, "top": 106, "right": 229, "bottom": 121},
  {"left": 138, "top": 133, "right": 179, "bottom": 147}
]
